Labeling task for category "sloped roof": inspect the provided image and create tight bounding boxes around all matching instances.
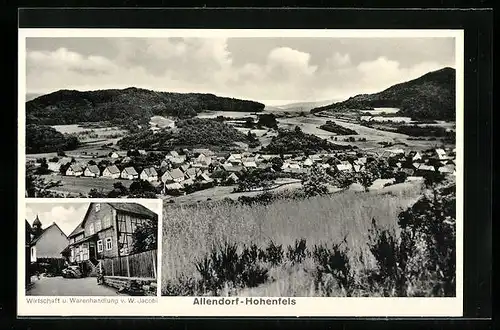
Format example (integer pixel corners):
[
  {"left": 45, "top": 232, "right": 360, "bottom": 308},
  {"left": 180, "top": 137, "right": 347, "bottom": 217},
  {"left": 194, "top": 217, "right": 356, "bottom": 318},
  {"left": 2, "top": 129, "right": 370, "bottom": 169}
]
[
  {"left": 165, "top": 182, "right": 183, "bottom": 190},
  {"left": 68, "top": 221, "right": 85, "bottom": 238},
  {"left": 108, "top": 203, "right": 158, "bottom": 219},
  {"left": 31, "top": 222, "right": 68, "bottom": 245},
  {"left": 105, "top": 165, "right": 120, "bottom": 174},
  {"left": 170, "top": 168, "right": 185, "bottom": 179},
  {"left": 141, "top": 167, "right": 158, "bottom": 177},
  {"left": 122, "top": 166, "right": 138, "bottom": 175},
  {"left": 68, "top": 164, "right": 83, "bottom": 172},
  {"left": 85, "top": 165, "right": 100, "bottom": 174}
]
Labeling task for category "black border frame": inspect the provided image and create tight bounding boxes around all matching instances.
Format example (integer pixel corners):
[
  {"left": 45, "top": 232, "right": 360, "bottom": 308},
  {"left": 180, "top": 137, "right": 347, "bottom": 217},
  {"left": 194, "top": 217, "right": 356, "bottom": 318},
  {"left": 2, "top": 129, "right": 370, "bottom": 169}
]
[{"left": 5, "top": 7, "right": 493, "bottom": 329}]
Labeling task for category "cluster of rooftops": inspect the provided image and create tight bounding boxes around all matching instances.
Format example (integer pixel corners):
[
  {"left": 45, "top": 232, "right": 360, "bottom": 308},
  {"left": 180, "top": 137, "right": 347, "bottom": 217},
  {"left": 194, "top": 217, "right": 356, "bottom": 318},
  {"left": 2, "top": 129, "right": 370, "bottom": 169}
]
[{"left": 37, "top": 146, "right": 456, "bottom": 193}]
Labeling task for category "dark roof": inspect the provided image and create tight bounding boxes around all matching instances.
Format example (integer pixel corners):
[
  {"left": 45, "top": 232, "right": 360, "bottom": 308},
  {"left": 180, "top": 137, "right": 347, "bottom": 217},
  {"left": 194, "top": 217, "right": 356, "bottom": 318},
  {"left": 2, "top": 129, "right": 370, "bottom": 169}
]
[
  {"left": 86, "top": 165, "right": 100, "bottom": 174},
  {"left": 68, "top": 219, "right": 85, "bottom": 238},
  {"left": 122, "top": 166, "right": 138, "bottom": 175},
  {"left": 105, "top": 165, "right": 120, "bottom": 174},
  {"left": 108, "top": 203, "right": 158, "bottom": 219},
  {"left": 31, "top": 222, "right": 68, "bottom": 245},
  {"left": 33, "top": 214, "right": 42, "bottom": 226}
]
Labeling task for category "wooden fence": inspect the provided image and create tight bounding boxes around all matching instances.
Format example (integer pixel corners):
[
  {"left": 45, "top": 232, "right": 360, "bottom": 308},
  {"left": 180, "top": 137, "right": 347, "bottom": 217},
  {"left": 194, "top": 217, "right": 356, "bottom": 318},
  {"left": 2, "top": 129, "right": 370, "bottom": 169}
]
[{"left": 101, "top": 250, "right": 157, "bottom": 279}]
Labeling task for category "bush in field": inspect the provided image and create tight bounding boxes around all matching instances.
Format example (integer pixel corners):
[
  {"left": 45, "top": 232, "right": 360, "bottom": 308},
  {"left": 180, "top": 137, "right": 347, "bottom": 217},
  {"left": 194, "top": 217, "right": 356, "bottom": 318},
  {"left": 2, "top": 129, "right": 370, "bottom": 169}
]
[
  {"left": 88, "top": 188, "right": 107, "bottom": 198},
  {"left": 287, "top": 238, "right": 308, "bottom": 264},
  {"left": 366, "top": 181, "right": 456, "bottom": 296},
  {"left": 366, "top": 219, "right": 414, "bottom": 296},
  {"left": 398, "top": 183, "right": 456, "bottom": 296},
  {"left": 313, "top": 240, "right": 354, "bottom": 296},
  {"left": 394, "top": 171, "right": 408, "bottom": 184},
  {"left": 195, "top": 241, "right": 269, "bottom": 295},
  {"left": 264, "top": 240, "right": 284, "bottom": 266}
]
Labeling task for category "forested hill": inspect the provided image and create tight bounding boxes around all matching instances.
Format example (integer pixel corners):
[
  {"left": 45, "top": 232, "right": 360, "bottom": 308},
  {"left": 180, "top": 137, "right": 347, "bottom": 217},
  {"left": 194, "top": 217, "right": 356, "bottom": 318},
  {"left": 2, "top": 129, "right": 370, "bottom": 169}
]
[
  {"left": 26, "top": 87, "right": 265, "bottom": 125},
  {"left": 310, "top": 67, "right": 456, "bottom": 120}
]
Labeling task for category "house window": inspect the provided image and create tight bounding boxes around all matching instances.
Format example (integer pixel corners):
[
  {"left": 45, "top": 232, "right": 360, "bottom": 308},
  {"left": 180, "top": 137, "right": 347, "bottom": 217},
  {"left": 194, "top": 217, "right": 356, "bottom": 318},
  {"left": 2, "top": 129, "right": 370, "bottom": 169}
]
[
  {"left": 105, "top": 237, "right": 112, "bottom": 250},
  {"left": 95, "top": 203, "right": 101, "bottom": 212},
  {"left": 103, "top": 216, "right": 111, "bottom": 228},
  {"left": 97, "top": 240, "right": 103, "bottom": 252},
  {"left": 95, "top": 221, "right": 101, "bottom": 232},
  {"left": 89, "top": 223, "right": 95, "bottom": 235}
]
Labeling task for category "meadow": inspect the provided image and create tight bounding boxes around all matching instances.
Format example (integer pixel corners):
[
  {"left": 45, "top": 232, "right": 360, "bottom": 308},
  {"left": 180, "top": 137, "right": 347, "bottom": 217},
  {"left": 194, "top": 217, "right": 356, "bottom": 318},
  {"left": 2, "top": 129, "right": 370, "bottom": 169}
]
[
  {"left": 161, "top": 183, "right": 426, "bottom": 297},
  {"left": 41, "top": 174, "right": 134, "bottom": 195}
]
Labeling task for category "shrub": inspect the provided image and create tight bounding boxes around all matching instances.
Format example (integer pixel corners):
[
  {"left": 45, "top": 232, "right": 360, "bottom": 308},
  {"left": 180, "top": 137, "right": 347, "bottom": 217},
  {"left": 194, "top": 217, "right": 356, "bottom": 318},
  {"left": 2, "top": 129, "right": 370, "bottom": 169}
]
[
  {"left": 264, "top": 240, "right": 284, "bottom": 266},
  {"left": 313, "top": 240, "right": 354, "bottom": 296},
  {"left": 195, "top": 241, "right": 270, "bottom": 295},
  {"left": 287, "top": 238, "right": 308, "bottom": 264}
]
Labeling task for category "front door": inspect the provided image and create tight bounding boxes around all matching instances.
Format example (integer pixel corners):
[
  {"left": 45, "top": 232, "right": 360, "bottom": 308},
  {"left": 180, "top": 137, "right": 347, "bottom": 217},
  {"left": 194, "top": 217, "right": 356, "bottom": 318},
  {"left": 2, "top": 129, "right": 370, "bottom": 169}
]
[{"left": 89, "top": 244, "right": 96, "bottom": 260}]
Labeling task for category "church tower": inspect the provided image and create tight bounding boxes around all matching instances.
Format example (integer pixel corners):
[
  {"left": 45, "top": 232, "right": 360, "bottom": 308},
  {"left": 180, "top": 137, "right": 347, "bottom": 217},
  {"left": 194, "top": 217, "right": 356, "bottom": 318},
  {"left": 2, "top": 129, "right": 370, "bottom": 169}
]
[{"left": 32, "top": 214, "right": 43, "bottom": 239}]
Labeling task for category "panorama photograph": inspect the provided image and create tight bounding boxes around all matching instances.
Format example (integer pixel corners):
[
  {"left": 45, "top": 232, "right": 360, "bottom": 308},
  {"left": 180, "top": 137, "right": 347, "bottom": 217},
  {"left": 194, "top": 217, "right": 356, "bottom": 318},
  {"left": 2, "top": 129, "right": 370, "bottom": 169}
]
[{"left": 22, "top": 34, "right": 458, "bottom": 298}]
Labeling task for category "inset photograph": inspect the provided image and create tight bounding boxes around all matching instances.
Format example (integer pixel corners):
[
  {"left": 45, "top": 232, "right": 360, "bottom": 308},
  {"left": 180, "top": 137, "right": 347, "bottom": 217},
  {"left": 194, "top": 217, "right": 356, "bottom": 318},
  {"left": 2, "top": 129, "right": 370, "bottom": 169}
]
[{"left": 25, "top": 200, "right": 160, "bottom": 296}]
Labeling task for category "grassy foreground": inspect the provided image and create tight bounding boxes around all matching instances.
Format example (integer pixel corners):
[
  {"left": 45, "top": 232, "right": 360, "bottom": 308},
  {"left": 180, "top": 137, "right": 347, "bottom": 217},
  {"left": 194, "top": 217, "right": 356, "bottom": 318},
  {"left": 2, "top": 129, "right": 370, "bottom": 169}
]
[{"left": 161, "top": 182, "right": 441, "bottom": 297}]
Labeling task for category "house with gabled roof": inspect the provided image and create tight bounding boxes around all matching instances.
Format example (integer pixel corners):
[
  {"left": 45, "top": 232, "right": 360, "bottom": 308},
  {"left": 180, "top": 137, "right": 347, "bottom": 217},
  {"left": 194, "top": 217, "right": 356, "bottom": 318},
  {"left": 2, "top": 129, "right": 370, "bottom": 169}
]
[
  {"left": 66, "top": 164, "right": 84, "bottom": 176},
  {"left": 184, "top": 167, "right": 201, "bottom": 180},
  {"left": 164, "top": 182, "right": 184, "bottom": 192},
  {"left": 414, "top": 163, "right": 435, "bottom": 173},
  {"left": 29, "top": 215, "right": 69, "bottom": 263},
  {"left": 336, "top": 161, "right": 353, "bottom": 172},
  {"left": 243, "top": 161, "right": 257, "bottom": 168},
  {"left": 140, "top": 167, "right": 158, "bottom": 182},
  {"left": 161, "top": 168, "right": 185, "bottom": 184},
  {"left": 195, "top": 154, "right": 212, "bottom": 167},
  {"left": 66, "top": 202, "right": 158, "bottom": 274},
  {"left": 226, "top": 173, "right": 239, "bottom": 183},
  {"left": 48, "top": 157, "right": 72, "bottom": 172},
  {"left": 102, "top": 165, "right": 121, "bottom": 179},
  {"left": 110, "top": 152, "right": 120, "bottom": 159},
  {"left": 435, "top": 148, "right": 449, "bottom": 160},
  {"left": 199, "top": 172, "right": 213, "bottom": 183},
  {"left": 121, "top": 167, "right": 139, "bottom": 180},
  {"left": 193, "top": 148, "right": 214, "bottom": 157},
  {"left": 84, "top": 165, "right": 101, "bottom": 177},
  {"left": 121, "top": 156, "right": 132, "bottom": 164},
  {"left": 438, "top": 164, "right": 456, "bottom": 175}
]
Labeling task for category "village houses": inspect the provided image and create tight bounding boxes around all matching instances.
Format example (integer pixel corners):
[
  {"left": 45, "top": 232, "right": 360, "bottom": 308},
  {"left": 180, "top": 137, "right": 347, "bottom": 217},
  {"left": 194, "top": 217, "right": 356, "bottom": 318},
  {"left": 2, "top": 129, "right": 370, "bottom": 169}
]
[
  {"left": 65, "top": 202, "right": 158, "bottom": 276},
  {"left": 121, "top": 167, "right": 139, "bottom": 180},
  {"left": 84, "top": 165, "right": 101, "bottom": 177},
  {"left": 28, "top": 215, "right": 69, "bottom": 264},
  {"left": 102, "top": 165, "right": 121, "bottom": 179},
  {"left": 140, "top": 167, "right": 158, "bottom": 182},
  {"left": 66, "top": 164, "right": 84, "bottom": 177}
]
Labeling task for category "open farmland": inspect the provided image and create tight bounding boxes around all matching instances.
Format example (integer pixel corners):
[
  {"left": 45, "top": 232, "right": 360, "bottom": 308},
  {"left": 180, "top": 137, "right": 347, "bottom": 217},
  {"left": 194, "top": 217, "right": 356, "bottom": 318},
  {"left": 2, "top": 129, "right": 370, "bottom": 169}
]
[
  {"left": 41, "top": 174, "right": 134, "bottom": 196},
  {"left": 162, "top": 182, "right": 423, "bottom": 296}
]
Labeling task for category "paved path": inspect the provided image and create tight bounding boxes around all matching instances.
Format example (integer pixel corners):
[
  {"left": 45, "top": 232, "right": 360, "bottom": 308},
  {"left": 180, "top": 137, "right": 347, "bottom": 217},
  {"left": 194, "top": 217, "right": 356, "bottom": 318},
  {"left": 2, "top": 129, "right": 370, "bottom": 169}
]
[{"left": 27, "top": 276, "right": 122, "bottom": 296}]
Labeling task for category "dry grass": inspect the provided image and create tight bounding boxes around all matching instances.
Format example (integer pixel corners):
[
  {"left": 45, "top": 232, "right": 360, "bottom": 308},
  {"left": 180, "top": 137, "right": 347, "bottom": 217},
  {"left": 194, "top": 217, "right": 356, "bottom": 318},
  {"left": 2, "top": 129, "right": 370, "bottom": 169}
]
[{"left": 162, "top": 182, "right": 423, "bottom": 296}]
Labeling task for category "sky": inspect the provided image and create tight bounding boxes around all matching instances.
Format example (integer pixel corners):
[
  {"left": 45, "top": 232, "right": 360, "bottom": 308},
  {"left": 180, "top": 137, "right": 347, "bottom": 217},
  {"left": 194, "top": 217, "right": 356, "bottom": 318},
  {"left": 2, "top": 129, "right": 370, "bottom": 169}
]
[
  {"left": 25, "top": 37, "right": 456, "bottom": 106},
  {"left": 25, "top": 201, "right": 160, "bottom": 237}
]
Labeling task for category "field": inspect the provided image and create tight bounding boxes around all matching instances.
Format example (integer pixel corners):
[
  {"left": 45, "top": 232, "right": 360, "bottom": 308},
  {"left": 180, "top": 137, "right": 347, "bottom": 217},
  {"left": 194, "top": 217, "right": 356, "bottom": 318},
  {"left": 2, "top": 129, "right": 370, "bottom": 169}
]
[
  {"left": 162, "top": 182, "right": 423, "bottom": 296},
  {"left": 41, "top": 174, "right": 134, "bottom": 196},
  {"left": 51, "top": 124, "right": 127, "bottom": 142}
]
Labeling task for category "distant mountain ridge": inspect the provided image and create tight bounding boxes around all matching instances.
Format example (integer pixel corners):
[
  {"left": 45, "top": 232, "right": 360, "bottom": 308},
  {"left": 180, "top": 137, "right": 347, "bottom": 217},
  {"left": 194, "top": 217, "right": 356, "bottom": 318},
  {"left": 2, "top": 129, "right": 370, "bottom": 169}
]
[
  {"left": 310, "top": 67, "right": 456, "bottom": 120},
  {"left": 26, "top": 87, "right": 265, "bottom": 126},
  {"left": 265, "top": 99, "right": 339, "bottom": 112}
]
